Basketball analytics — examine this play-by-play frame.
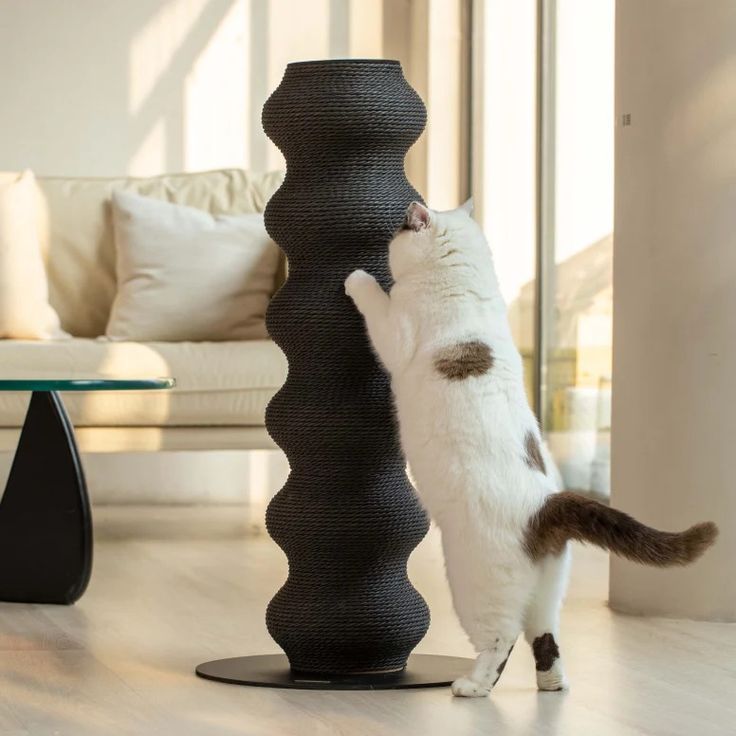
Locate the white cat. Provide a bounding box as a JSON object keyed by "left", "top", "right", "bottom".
{"left": 345, "top": 201, "right": 718, "bottom": 697}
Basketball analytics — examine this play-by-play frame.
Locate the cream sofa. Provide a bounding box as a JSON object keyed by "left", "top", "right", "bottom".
{"left": 0, "top": 169, "right": 288, "bottom": 455}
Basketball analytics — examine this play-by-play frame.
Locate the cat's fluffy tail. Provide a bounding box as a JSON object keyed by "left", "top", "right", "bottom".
{"left": 525, "top": 491, "right": 718, "bottom": 566}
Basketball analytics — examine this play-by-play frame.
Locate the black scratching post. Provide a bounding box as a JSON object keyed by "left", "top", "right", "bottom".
{"left": 196, "top": 59, "right": 472, "bottom": 690}
{"left": 263, "top": 58, "right": 430, "bottom": 675}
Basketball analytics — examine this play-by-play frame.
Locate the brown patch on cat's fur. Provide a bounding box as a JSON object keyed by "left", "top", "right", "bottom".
{"left": 524, "top": 431, "right": 546, "bottom": 474}
{"left": 532, "top": 633, "right": 559, "bottom": 672}
{"left": 524, "top": 491, "right": 719, "bottom": 565}
{"left": 434, "top": 340, "right": 493, "bottom": 381}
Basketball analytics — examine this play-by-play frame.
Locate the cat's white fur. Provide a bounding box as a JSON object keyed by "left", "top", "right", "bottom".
{"left": 345, "top": 202, "right": 571, "bottom": 696}
{"left": 346, "top": 201, "right": 717, "bottom": 696}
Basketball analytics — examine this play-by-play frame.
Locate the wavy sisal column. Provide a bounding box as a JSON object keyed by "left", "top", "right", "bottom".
{"left": 261, "top": 60, "right": 430, "bottom": 675}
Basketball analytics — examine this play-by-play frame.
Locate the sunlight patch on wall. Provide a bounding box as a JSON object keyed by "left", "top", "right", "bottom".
{"left": 426, "top": 0, "right": 463, "bottom": 210}
{"left": 185, "top": 1, "right": 249, "bottom": 171}
{"left": 348, "top": 0, "right": 383, "bottom": 58}
{"left": 129, "top": 0, "right": 207, "bottom": 116}
{"left": 129, "top": 118, "right": 167, "bottom": 176}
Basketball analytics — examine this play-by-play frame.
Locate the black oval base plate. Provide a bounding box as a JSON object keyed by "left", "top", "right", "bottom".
{"left": 195, "top": 654, "right": 474, "bottom": 690}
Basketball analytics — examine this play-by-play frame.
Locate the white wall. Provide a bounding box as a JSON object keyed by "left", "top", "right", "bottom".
{"left": 0, "top": 0, "right": 368, "bottom": 177}
{"left": 0, "top": 0, "right": 468, "bottom": 205}
{"left": 611, "top": 0, "right": 736, "bottom": 620}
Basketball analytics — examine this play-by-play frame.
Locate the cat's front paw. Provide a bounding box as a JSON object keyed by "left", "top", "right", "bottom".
{"left": 451, "top": 676, "right": 490, "bottom": 698}
{"left": 344, "top": 269, "right": 373, "bottom": 298}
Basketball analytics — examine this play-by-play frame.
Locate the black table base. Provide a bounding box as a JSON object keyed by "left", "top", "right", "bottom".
{"left": 195, "top": 654, "right": 473, "bottom": 691}
{"left": 0, "top": 391, "right": 92, "bottom": 604}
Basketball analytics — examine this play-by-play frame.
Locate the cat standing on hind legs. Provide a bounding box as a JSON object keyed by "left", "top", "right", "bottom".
{"left": 345, "top": 200, "right": 718, "bottom": 697}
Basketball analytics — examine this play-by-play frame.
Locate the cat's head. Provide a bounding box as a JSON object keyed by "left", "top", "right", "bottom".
{"left": 389, "top": 200, "right": 499, "bottom": 294}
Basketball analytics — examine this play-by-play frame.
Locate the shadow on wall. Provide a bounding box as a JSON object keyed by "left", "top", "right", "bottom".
{"left": 0, "top": 1, "right": 261, "bottom": 175}
{"left": 0, "top": 0, "right": 414, "bottom": 178}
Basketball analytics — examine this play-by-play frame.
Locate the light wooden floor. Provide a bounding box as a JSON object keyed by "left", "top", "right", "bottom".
{"left": 0, "top": 508, "right": 734, "bottom": 736}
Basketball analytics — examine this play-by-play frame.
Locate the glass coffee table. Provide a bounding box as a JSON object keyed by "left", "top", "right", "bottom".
{"left": 0, "top": 377, "right": 175, "bottom": 605}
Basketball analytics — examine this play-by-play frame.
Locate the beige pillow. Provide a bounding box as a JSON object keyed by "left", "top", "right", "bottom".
{"left": 36, "top": 169, "right": 284, "bottom": 338}
{"left": 106, "top": 190, "right": 278, "bottom": 342}
{"left": 0, "top": 170, "right": 66, "bottom": 339}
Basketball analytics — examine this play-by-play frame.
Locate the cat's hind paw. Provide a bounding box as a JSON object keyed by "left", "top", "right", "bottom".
{"left": 451, "top": 676, "right": 490, "bottom": 698}
{"left": 536, "top": 668, "right": 569, "bottom": 692}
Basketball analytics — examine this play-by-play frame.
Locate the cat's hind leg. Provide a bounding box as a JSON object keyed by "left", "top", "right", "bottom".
{"left": 523, "top": 545, "right": 571, "bottom": 691}
{"left": 451, "top": 633, "right": 519, "bottom": 697}
{"left": 449, "top": 547, "right": 537, "bottom": 697}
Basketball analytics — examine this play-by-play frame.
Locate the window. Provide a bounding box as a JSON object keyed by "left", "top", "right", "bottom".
{"left": 474, "top": 0, "right": 614, "bottom": 495}
{"left": 541, "top": 0, "right": 614, "bottom": 496}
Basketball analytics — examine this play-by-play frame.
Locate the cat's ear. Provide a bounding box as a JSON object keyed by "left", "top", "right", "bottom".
{"left": 459, "top": 197, "right": 474, "bottom": 216}
{"left": 405, "top": 201, "right": 431, "bottom": 231}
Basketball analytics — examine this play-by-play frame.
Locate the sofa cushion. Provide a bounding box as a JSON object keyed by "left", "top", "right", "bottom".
{"left": 107, "top": 191, "right": 278, "bottom": 342}
{"left": 35, "top": 169, "right": 284, "bottom": 337}
{"left": 0, "top": 338, "right": 286, "bottom": 427}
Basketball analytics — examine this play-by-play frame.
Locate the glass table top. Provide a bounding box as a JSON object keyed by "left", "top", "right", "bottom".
{"left": 0, "top": 378, "right": 175, "bottom": 391}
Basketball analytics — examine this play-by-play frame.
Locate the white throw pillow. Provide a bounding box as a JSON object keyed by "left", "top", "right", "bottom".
{"left": 106, "top": 190, "right": 279, "bottom": 342}
{"left": 0, "top": 170, "right": 66, "bottom": 339}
